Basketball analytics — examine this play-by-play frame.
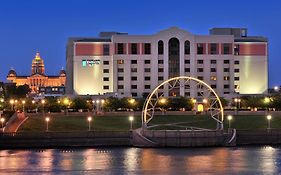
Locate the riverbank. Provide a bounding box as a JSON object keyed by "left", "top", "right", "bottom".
{"left": 1, "top": 129, "right": 281, "bottom": 149}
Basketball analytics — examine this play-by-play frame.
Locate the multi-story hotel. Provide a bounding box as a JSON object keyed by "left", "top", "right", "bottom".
{"left": 7, "top": 52, "right": 66, "bottom": 94}
{"left": 66, "top": 27, "right": 268, "bottom": 98}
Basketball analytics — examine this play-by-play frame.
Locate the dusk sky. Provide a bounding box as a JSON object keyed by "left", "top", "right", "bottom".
{"left": 0, "top": 0, "right": 280, "bottom": 87}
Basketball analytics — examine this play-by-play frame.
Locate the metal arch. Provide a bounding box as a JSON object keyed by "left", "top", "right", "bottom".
{"left": 142, "top": 76, "right": 224, "bottom": 130}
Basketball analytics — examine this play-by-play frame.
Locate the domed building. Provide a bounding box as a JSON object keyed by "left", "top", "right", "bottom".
{"left": 7, "top": 52, "right": 66, "bottom": 94}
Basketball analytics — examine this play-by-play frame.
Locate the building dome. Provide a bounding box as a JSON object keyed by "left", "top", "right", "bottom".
{"left": 8, "top": 69, "right": 17, "bottom": 77}
{"left": 59, "top": 69, "right": 66, "bottom": 76}
{"left": 32, "top": 52, "right": 45, "bottom": 75}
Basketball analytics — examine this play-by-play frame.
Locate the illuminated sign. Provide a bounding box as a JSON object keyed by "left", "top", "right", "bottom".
{"left": 82, "top": 59, "right": 100, "bottom": 67}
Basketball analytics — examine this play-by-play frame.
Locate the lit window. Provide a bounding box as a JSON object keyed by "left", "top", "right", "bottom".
{"left": 210, "top": 76, "right": 217, "bottom": 81}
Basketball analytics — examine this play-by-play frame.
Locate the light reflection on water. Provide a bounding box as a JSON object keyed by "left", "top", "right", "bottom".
{"left": 0, "top": 146, "right": 280, "bottom": 174}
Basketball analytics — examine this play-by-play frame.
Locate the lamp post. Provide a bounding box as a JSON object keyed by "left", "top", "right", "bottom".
{"left": 63, "top": 98, "right": 70, "bottom": 116}
{"left": 9, "top": 99, "right": 14, "bottom": 111}
{"left": 21, "top": 100, "right": 26, "bottom": 112}
{"left": 129, "top": 116, "right": 134, "bottom": 130}
{"left": 87, "top": 116, "right": 92, "bottom": 131}
{"left": 267, "top": 115, "right": 272, "bottom": 129}
{"left": 203, "top": 98, "right": 208, "bottom": 114}
{"left": 129, "top": 98, "right": 136, "bottom": 112}
{"left": 41, "top": 99, "right": 45, "bottom": 116}
{"left": 45, "top": 117, "right": 50, "bottom": 131}
{"left": 1, "top": 118, "right": 5, "bottom": 132}
{"left": 96, "top": 100, "right": 100, "bottom": 114}
{"left": 234, "top": 98, "right": 241, "bottom": 115}
{"left": 101, "top": 99, "right": 105, "bottom": 113}
{"left": 264, "top": 97, "right": 271, "bottom": 115}
{"left": 159, "top": 98, "right": 167, "bottom": 115}
{"left": 227, "top": 115, "right": 233, "bottom": 129}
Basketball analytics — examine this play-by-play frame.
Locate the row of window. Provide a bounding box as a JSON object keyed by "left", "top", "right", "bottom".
{"left": 117, "top": 43, "right": 151, "bottom": 55}
{"left": 116, "top": 75, "right": 239, "bottom": 82}
{"left": 195, "top": 68, "right": 239, "bottom": 73}
{"left": 116, "top": 59, "right": 240, "bottom": 65}
{"left": 117, "top": 84, "right": 232, "bottom": 90}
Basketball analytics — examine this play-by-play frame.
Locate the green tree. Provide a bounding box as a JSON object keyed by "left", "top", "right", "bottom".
{"left": 71, "top": 97, "right": 88, "bottom": 110}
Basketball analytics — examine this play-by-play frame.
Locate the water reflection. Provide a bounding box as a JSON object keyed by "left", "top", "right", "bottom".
{"left": 0, "top": 147, "right": 280, "bottom": 174}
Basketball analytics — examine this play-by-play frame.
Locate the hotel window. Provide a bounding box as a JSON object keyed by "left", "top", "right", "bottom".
{"left": 185, "top": 92, "right": 190, "bottom": 96}
{"left": 132, "top": 93, "right": 138, "bottom": 97}
{"left": 144, "top": 60, "right": 150, "bottom": 64}
{"left": 234, "top": 60, "right": 240, "bottom": 65}
{"left": 210, "top": 60, "right": 216, "bottom": 64}
{"left": 224, "top": 85, "right": 230, "bottom": 88}
{"left": 144, "top": 85, "right": 150, "bottom": 89}
{"left": 197, "top": 68, "right": 204, "bottom": 72}
{"left": 103, "top": 61, "right": 109, "bottom": 65}
{"left": 118, "top": 85, "right": 124, "bottom": 89}
{"left": 131, "top": 85, "right": 137, "bottom": 89}
{"left": 118, "top": 76, "right": 124, "bottom": 81}
{"left": 197, "top": 43, "right": 204, "bottom": 54}
{"left": 144, "top": 43, "right": 151, "bottom": 54}
{"left": 103, "top": 77, "right": 109, "bottom": 81}
{"left": 224, "top": 76, "right": 230, "bottom": 80}
{"left": 211, "top": 84, "right": 216, "bottom": 89}
{"left": 158, "top": 68, "right": 164, "bottom": 72}
{"left": 131, "top": 60, "right": 137, "bottom": 64}
{"left": 131, "top": 68, "right": 137, "bottom": 72}
{"left": 224, "top": 68, "right": 229, "bottom": 72}
{"left": 103, "top": 44, "right": 110, "bottom": 55}
{"left": 158, "top": 60, "right": 164, "bottom": 64}
{"left": 117, "top": 59, "right": 124, "bottom": 64}
{"left": 235, "top": 85, "right": 240, "bottom": 89}
{"left": 158, "top": 40, "right": 164, "bottom": 55}
{"left": 224, "top": 92, "right": 230, "bottom": 94}
{"left": 234, "top": 69, "right": 240, "bottom": 73}
{"left": 185, "top": 60, "right": 190, "bottom": 64}
{"left": 145, "top": 76, "right": 150, "bottom": 81}
{"left": 234, "top": 77, "right": 240, "bottom": 81}
{"left": 117, "top": 43, "right": 124, "bottom": 54}
{"left": 117, "top": 68, "right": 124, "bottom": 73}
{"left": 234, "top": 44, "right": 239, "bottom": 55}
{"left": 131, "top": 43, "right": 138, "bottom": 54}
{"left": 210, "top": 68, "right": 216, "bottom": 72}
{"left": 223, "top": 43, "right": 230, "bottom": 55}
{"left": 184, "top": 40, "right": 190, "bottom": 54}
{"left": 103, "top": 86, "right": 109, "bottom": 90}
{"left": 198, "top": 76, "right": 203, "bottom": 80}
{"left": 144, "top": 68, "right": 151, "bottom": 72}
{"left": 210, "top": 43, "right": 217, "bottom": 54}
{"left": 210, "top": 76, "right": 217, "bottom": 81}
{"left": 131, "top": 76, "right": 137, "bottom": 81}
{"left": 103, "top": 69, "right": 109, "bottom": 73}
{"left": 158, "top": 76, "right": 164, "bottom": 81}
{"left": 224, "top": 60, "right": 230, "bottom": 64}
{"left": 197, "top": 60, "right": 204, "bottom": 64}
{"left": 185, "top": 68, "right": 190, "bottom": 72}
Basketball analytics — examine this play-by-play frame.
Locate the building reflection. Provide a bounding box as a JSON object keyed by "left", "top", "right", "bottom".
{"left": 259, "top": 146, "right": 276, "bottom": 174}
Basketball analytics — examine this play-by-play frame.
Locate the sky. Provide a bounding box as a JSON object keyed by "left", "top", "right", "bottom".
{"left": 0, "top": 0, "right": 280, "bottom": 87}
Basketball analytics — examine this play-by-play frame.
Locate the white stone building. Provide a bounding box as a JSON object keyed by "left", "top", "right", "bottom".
{"left": 66, "top": 27, "right": 268, "bottom": 99}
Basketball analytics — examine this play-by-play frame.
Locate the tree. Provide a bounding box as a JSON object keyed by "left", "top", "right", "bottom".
{"left": 71, "top": 97, "right": 88, "bottom": 110}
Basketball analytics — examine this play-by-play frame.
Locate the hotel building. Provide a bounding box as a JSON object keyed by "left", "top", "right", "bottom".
{"left": 66, "top": 27, "right": 268, "bottom": 98}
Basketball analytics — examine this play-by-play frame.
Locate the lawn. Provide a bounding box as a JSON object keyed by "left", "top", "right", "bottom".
{"left": 18, "top": 113, "right": 281, "bottom": 132}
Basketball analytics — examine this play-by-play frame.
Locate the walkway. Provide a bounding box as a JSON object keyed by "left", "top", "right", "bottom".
{"left": 4, "top": 112, "right": 28, "bottom": 132}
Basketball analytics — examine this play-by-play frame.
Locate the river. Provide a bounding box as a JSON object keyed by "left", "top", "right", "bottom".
{"left": 0, "top": 146, "right": 280, "bottom": 174}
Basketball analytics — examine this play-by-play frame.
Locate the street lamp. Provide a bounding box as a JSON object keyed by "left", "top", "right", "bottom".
{"left": 9, "top": 99, "right": 14, "bottom": 111}
{"left": 0, "top": 118, "right": 5, "bottom": 132}
{"left": 101, "top": 99, "right": 105, "bottom": 113}
{"left": 87, "top": 116, "right": 92, "bottom": 131}
{"left": 264, "top": 97, "right": 271, "bottom": 114}
{"left": 41, "top": 99, "right": 46, "bottom": 116}
{"left": 129, "top": 116, "right": 134, "bottom": 130}
{"left": 21, "top": 100, "right": 26, "bottom": 112}
{"left": 274, "top": 86, "right": 279, "bottom": 91}
{"left": 267, "top": 115, "right": 272, "bottom": 129}
{"left": 45, "top": 117, "right": 50, "bottom": 131}
{"left": 227, "top": 115, "right": 233, "bottom": 129}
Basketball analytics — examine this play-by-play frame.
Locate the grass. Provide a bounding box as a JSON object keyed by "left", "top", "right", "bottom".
{"left": 18, "top": 113, "right": 281, "bottom": 132}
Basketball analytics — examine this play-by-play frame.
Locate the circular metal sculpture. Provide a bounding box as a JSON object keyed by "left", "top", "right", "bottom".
{"left": 142, "top": 76, "right": 224, "bottom": 130}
